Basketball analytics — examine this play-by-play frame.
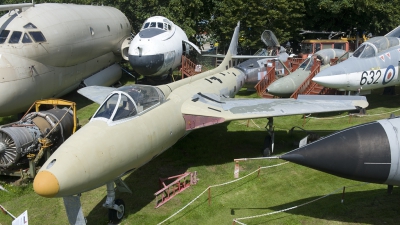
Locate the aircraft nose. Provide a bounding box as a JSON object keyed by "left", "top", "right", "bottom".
{"left": 129, "top": 53, "right": 164, "bottom": 76}
{"left": 312, "top": 65, "right": 347, "bottom": 88}
{"left": 280, "top": 121, "right": 391, "bottom": 183}
{"left": 33, "top": 171, "right": 60, "bottom": 197}
{"left": 267, "top": 77, "right": 296, "bottom": 97}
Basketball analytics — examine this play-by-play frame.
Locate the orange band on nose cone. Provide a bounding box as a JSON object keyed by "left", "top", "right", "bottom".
{"left": 33, "top": 171, "right": 60, "bottom": 198}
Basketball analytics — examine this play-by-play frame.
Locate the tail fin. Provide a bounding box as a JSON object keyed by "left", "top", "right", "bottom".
{"left": 218, "top": 21, "right": 240, "bottom": 69}
{"left": 157, "top": 22, "right": 241, "bottom": 96}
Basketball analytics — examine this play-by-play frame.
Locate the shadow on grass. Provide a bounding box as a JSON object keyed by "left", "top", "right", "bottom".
{"left": 242, "top": 187, "right": 400, "bottom": 224}
{"left": 83, "top": 124, "right": 314, "bottom": 224}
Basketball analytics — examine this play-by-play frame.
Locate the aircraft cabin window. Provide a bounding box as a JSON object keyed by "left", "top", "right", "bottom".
{"left": 107, "top": 25, "right": 110, "bottom": 32}
{"left": 119, "top": 85, "right": 164, "bottom": 113}
{"left": 94, "top": 94, "right": 119, "bottom": 119}
{"left": 9, "top": 31, "right": 22, "bottom": 44}
{"left": 23, "top": 23, "right": 37, "bottom": 29}
{"left": 352, "top": 44, "right": 365, "bottom": 58}
{"left": 29, "top": 31, "right": 46, "bottom": 42}
{"left": 89, "top": 27, "right": 94, "bottom": 36}
{"left": 0, "top": 30, "right": 10, "bottom": 44}
{"left": 360, "top": 45, "right": 375, "bottom": 58}
{"left": 113, "top": 94, "right": 137, "bottom": 121}
{"left": 22, "top": 33, "right": 32, "bottom": 43}
{"left": 120, "top": 23, "right": 123, "bottom": 29}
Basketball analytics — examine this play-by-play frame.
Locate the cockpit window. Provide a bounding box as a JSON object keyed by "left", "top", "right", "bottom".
{"left": 360, "top": 44, "right": 375, "bottom": 58}
{"left": 94, "top": 94, "right": 119, "bottom": 119}
{"left": 9, "top": 31, "right": 22, "bottom": 44}
{"left": 120, "top": 85, "right": 164, "bottom": 112}
{"left": 150, "top": 22, "right": 156, "bottom": 28}
{"left": 157, "top": 22, "right": 163, "bottom": 29}
{"left": 143, "top": 22, "right": 150, "bottom": 29}
{"left": 0, "top": 30, "right": 10, "bottom": 44}
{"left": 23, "top": 23, "right": 37, "bottom": 29}
{"left": 299, "top": 57, "right": 312, "bottom": 70}
{"left": 22, "top": 33, "right": 32, "bottom": 43}
{"left": 352, "top": 44, "right": 365, "bottom": 58}
{"left": 29, "top": 31, "right": 46, "bottom": 42}
{"left": 93, "top": 85, "right": 165, "bottom": 122}
{"left": 113, "top": 94, "right": 136, "bottom": 121}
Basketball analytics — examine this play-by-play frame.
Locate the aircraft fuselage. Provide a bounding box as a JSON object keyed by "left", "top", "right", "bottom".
{"left": 0, "top": 3, "right": 131, "bottom": 115}
{"left": 313, "top": 37, "right": 400, "bottom": 92}
{"left": 128, "top": 16, "right": 193, "bottom": 79}
{"left": 34, "top": 51, "right": 246, "bottom": 197}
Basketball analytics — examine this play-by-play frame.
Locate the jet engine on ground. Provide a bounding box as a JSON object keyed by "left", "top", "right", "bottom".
{"left": 0, "top": 108, "right": 74, "bottom": 169}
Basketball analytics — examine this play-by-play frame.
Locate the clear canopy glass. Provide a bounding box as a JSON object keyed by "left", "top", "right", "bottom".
{"left": 93, "top": 85, "right": 165, "bottom": 121}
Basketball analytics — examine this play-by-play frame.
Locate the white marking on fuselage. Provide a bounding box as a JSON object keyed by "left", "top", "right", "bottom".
{"left": 379, "top": 119, "right": 400, "bottom": 185}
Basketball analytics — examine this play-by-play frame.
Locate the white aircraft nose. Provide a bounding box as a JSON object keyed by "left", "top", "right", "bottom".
{"left": 312, "top": 74, "right": 347, "bottom": 88}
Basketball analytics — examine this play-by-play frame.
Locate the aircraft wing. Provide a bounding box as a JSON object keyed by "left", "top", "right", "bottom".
{"left": 77, "top": 86, "right": 116, "bottom": 104}
{"left": 202, "top": 54, "right": 280, "bottom": 59}
{"left": 183, "top": 40, "right": 201, "bottom": 54}
{"left": 181, "top": 93, "right": 368, "bottom": 130}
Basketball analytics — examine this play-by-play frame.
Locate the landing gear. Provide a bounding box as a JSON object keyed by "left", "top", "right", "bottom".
{"left": 102, "top": 178, "right": 132, "bottom": 224}
{"left": 388, "top": 185, "right": 393, "bottom": 194}
{"left": 167, "top": 68, "right": 173, "bottom": 82}
{"left": 263, "top": 135, "right": 272, "bottom": 157}
{"left": 262, "top": 117, "right": 274, "bottom": 157}
{"left": 108, "top": 199, "right": 125, "bottom": 224}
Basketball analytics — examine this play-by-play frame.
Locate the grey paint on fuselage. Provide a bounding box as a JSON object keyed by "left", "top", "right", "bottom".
{"left": 313, "top": 26, "right": 400, "bottom": 92}
{"left": 0, "top": 3, "right": 131, "bottom": 116}
{"left": 267, "top": 49, "right": 347, "bottom": 97}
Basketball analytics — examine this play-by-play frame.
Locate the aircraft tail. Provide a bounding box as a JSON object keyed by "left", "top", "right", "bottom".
{"left": 218, "top": 22, "right": 240, "bottom": 68}
{"left": 158, "top": 22, "right": 241, "bottom": 96}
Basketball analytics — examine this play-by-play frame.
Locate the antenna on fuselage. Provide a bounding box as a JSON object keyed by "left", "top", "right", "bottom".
{"left": 0, "top": 0, "right": 34, "bottom": 12}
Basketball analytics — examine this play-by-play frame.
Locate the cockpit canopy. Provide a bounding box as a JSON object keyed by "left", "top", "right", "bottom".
{"left": 0, "top": 22, "right": 46, "bottom": 44}
{"left": 141, "top": 17, "right": 172, "bottom": 31}
{"left": 352, "top": 36, "right": 400, "bottom": 58}
{"left": 93, "top": 85, "right": 165, "bottom": 122}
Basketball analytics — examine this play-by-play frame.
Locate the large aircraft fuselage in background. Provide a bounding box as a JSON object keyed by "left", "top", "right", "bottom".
{"left": 128, "top": 16, "right": 200, "bottom": 79}
{"left": 0, "top": 3, "right": 131, "bottom": 116}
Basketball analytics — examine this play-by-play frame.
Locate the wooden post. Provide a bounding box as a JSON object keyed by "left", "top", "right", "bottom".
{"left": 341, "top": 186, "right": 346, "bottom": 203}
{"left": 234, "top": 161, "right": 240, "bottom": 178}
{"left": 208, "top": 187, "right": 211, "bottom": 206}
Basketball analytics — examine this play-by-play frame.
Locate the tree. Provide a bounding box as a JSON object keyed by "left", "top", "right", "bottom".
{"left": 209, "top": 0, "right": 305, "bottom": 52}
{"left": 303, "top": 0, "right": 400, "bottom": 37}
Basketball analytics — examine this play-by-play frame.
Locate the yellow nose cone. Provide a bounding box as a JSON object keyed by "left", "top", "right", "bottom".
{"left": 33, "top": 171, "right": 60, "bottom": 197}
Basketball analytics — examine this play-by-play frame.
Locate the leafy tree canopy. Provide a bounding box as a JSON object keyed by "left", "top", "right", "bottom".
{"left": 2, "top": 0, "right": 400, "bottom": 50}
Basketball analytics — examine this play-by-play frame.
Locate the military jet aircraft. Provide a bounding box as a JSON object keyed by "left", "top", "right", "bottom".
{"left": 0, "top": 2, "right": 131, "bottom": 116}
{"left": 33, "top": 22, "right": 368, "bottom": 224}
{"left": 267, "top": 49, "right": 347, "bottom": 97}
{"left": 128, "top": 16, "right": 201, "bottom": 80}
{"left": 280, "top": 115, "right": 400, "bottom": 193}
{"left": 312, "top": 25, "right": 400, "bottom": 94}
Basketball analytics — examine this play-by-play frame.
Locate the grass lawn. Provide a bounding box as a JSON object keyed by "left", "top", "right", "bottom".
{"left": 1, "top": 76, "right": 400, "bottom": 225}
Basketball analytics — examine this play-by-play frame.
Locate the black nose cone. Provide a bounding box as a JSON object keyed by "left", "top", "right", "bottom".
{"left": 281, "top": 121, "right": 391, "bottom": 184}
{"left": 129, "top": 54, "right": 164, "bottom": 76}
